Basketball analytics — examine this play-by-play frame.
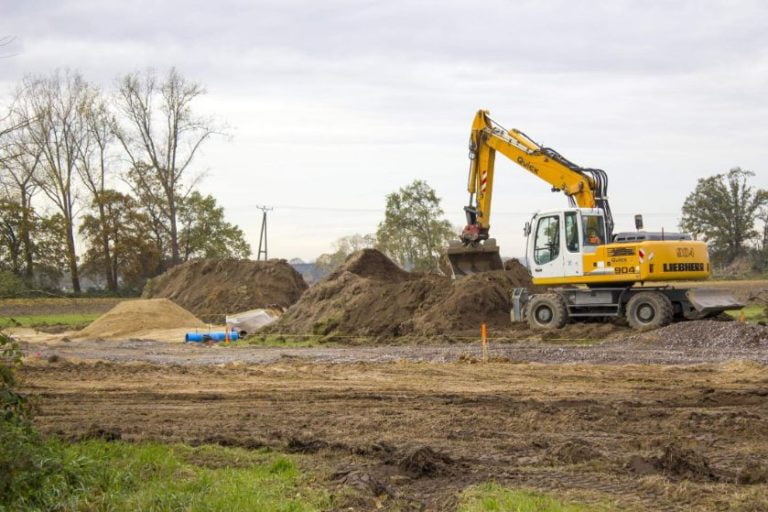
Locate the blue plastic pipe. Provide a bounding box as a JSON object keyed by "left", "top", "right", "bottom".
{"left": 185, "top": 331, "right": 239, "bottom": 343}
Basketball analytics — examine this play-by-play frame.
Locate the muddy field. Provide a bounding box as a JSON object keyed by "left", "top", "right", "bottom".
{"left": 20, "top": 343, "right": 768, "bottom": 511}
{"left": 10, "top": 277, "right": 768, "bottom": 510}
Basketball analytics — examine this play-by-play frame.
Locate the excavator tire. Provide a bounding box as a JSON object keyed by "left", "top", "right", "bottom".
{"left": 626, "top": 291, "right": 673, "bottom": 331}
{"left": 527, "top": 293, "right": 568, "bottom": 330}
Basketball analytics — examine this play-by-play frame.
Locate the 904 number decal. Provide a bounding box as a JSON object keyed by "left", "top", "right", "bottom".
{"left": 615, "top": 266, "right": 636, "bottom": 274}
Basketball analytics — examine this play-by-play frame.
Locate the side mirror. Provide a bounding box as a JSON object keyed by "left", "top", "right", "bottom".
{"left": 523, "top": 221, "right": 531, "bottom": 236}
{"left": 634, "top": 214, "right": 644, "bottom": 231}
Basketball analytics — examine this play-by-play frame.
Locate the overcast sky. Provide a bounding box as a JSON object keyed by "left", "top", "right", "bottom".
{"left": 1, "top": 0, "right": 767, "bottom": 260}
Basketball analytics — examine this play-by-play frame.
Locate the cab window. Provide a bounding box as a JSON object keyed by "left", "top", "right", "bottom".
{"left": 582, "top": 215, "right": 606, "bottom": 246}
{"left": 565, "top": 212, "right": 579, "bottom": 252}
{"left": 534, "top": 215, "right": 560, "bottom": 265}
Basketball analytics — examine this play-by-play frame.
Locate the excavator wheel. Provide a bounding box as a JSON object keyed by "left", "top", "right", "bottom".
{"left": 527, "top": 293, "right": 568, "bottom": 330}
{"left": 626, "top": 291, "right": 673, "bottom": 331}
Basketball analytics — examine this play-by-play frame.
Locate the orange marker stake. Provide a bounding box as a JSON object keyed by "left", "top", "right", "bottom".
{"left": 481, "top": 322, "right": 488, "bottom": 362}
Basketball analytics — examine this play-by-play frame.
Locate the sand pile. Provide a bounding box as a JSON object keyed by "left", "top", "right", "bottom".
{"left": 264, "top": 249, "right": 534, "bottom": 339}
{"left": 143, "top": 259, "right": 308, "bottom": 322}
{"left": 75, "top": 298, "right": 205, "bottom": 340}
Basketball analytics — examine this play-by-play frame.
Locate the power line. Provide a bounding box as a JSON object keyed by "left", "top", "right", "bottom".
{"left": 245, "top": 204, "right": 681, "bottom": 216}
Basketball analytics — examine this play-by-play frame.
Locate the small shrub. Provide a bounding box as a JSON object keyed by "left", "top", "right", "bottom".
{"left": 0, "top": 271, "right": 28, "bottom": 298}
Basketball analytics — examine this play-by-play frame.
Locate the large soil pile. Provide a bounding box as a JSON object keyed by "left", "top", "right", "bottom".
{"left": 264, "top": 249, "right": 534, "bottom": 339}
{"left": 75, "top": 299, "right": 205, "bottom": 340}
{"left": 143, "top": 259, "right": 308, "bottom": 322}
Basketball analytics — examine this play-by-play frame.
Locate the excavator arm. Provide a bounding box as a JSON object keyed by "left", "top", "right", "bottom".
{"left": 448, "top": 110, "right": 614, "bottom": 276}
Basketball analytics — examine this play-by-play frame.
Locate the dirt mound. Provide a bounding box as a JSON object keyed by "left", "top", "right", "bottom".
{"left": 738, "top": 461, "right": 768, "bottom": 485}
{"left": 143, "top": 259, "right": 307, "bottom": 322}
{"left": 75, "top": 299, "right": 205, "bottom": 340}
{"left": 546, "top": 439, "right": 603, "bottom": 465}
{"left": 627, "top": 442, "right": 718, "bottom": 482}
{"left": 264, "top": 249, "right": 534, "bottom": 339}
{"left": 398, "top": 446, "right": 453, "bottom": 477}
{"left": 332, "top": 466, "right": 391, "bottom": 496}
{"left": 334, "top": 249, "right": 410, "bottom": 282}
{"left": 656, "top": 443, "right": 718, "bottom": 481}
{"left": 627, "top": 320, "right": 768, "bottom": 349}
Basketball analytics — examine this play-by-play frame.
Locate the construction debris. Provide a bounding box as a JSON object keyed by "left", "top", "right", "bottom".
{"left": 142, "top": 259, "right": 307, "bottom": 322}
{"left": 226, "top": 308, "right": 282, "bottom": 334}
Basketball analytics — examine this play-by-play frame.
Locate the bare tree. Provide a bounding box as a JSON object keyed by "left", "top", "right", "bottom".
{"left": 76, "top": 90, "right": 119, "bottom": 290}
{"left": 113, "top": 68, "right": 217, "bottom": 266}
{"left": 16, "top": 70, "right": 94, "bottom": 293}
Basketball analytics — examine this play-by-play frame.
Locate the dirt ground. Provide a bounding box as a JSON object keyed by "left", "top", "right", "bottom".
{"left": 20, "top": 342, "right": 768, "bottom": 511}
{"left": 10, "top": 282, "right": 768, "bottom": 510}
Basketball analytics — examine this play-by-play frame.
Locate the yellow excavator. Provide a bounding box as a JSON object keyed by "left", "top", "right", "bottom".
{"left": 447, "top": 110, "right": 742, "bottom": 330}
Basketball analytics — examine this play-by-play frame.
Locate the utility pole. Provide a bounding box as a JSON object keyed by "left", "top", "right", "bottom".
{"left": 256, "top": 205, "right": 273, "bottom": 261}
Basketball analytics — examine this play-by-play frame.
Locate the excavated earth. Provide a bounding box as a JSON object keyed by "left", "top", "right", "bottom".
{"left": 142, "top": 258, "right": 308, "bottom": 322}
{"left": 264, "top": 249, "right": 538, "bottom": 340}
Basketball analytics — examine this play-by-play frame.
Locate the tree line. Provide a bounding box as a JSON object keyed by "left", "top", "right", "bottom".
{"left": 315, "top": 179, "right": 456, "bottom": 274}
{"left": 681, "top": 167, "right": 768, "bottom": 273}
{"left": 319, "top": 171, "right": 768, "bottom": 278}
{"left": 0, "top": 68, "right": 250, "bottom": 294}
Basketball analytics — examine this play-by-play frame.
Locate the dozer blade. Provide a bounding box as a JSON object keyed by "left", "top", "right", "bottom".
{"left": 686, "top": 288, "right": 744, "bottom": 316}
{"left": 446, "top": 238, "right": 504, "bottom": 278}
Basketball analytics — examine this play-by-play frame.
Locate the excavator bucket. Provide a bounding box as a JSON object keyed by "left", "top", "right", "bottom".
{"left": 446, "top": 238, "right": 504, "bottom": 278}
{"left": 686, "top": 288, "right": 744, "bottom": 316}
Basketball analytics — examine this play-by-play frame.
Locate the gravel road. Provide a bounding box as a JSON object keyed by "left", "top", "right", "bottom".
{"left": 21, "top": 335, "right": 768, "bottom": 366}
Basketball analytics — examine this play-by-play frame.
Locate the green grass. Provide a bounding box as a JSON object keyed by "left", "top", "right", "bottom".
{"left": 725, "top": 304, "right": 767, "bottom": 323}
{"left": 7, "top": 440, "right": 329, "bottom": 512}
{"left": 459, "top": 483, "right": 616, "bottom": 512}
{"left": 0, "top": 313, "right": 100, "bottom": 328}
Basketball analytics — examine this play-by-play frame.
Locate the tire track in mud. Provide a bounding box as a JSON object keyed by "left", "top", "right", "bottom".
{"left": 21, "top": 361, "right": 768, "bottom": 511}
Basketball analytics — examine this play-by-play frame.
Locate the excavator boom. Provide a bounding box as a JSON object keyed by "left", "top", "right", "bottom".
{"left": 448, "top": 110, "right": 612, "bottom": 277}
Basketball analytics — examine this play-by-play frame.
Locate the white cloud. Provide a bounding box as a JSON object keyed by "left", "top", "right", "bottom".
{"left": 1, "top": 0, "right": 767, "bottom": 259}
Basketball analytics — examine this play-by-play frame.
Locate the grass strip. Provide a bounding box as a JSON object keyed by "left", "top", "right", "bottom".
{"left": 0, "top": 313, "right": 101, "bottom": 328}
{"left": 5, "top": 440, "right": 329, "bottom": 512}
{"left": 459, "top": 483, "right": 617, "bottom": 512}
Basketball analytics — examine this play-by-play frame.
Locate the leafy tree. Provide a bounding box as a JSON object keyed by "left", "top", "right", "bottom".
{"left": 80, "top": 190, "right": 162, "bottom": 291}
{"left": 0, "top": 112, "right": 41, "bottom": 281}
{"left": 0, "top": 199, "right": 25, "bottom": 275}
{"left": 376, "top": 180, "right": 455, "bottom": 272}
{"left": 315, "top": 233, "right": 375, "bottom": 274}
{"left": 751, "top": 204, "right": 768, "bottom": 273}
{"left": 681, "top": 168, "right": 767, "bottom": 265}
{"left": 0, "top": 200, "right": 67, "bottom": 290}
{"left": 178, "top": 191, "right": 251, "bottom": 261}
